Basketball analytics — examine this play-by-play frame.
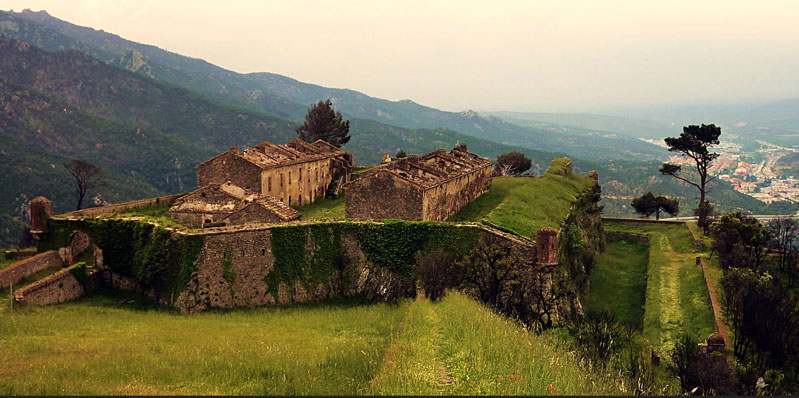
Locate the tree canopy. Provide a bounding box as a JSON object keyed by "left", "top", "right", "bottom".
{"left": 296, "top": 99, "right": 351, "bottom": 147}
{"left": 495, "top": 151, "right": 532, "bottom": 176}
{"left": 659, "top": 124, "right": 721, "bottom": 230}
{"left": 630, "top": 192, "right": 679, "bottom": 220}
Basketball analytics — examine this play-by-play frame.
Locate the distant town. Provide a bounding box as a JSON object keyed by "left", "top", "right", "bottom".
{"left": 644, "top": 138, "right": 799, "bottom": 204}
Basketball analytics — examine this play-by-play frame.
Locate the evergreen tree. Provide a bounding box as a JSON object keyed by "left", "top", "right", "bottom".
{"left": 296, "top": 99, "right": 350, "bottom": 147}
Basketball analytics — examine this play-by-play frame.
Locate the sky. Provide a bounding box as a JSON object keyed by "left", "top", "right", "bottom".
{"left": 5, "top": 0, "right": 799, "bottom": 113}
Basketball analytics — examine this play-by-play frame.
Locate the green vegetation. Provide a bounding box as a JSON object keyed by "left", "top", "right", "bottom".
{"left": 450, "top": 163, "right": 593, "bottom": 238}
{"left": 583, "top": 239, "right": 649, "bottom": 327}
{"left": 295, "top": 195, "right": 346, "bottom": 220}
{"left": 38, "top": 218, "right": 204, "bottom": 300}
{"left": 113, "top": 202, "right": 185, "bottom": 229}
{"left": 266, "top": 221, "right": 481, "bottom": 299}
{"left": 0, "top": 291, "right": 622, "bottom": 395}
{"left": 604, "top": 222, "right": 715, "bottom": 354}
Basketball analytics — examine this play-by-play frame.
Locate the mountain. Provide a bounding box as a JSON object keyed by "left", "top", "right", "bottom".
{"left": 485, "top": 111, "right": 678, "bottom": 140}
{"left": 247, "top": 72, "right": 666, "bottom": 161}
{"left": 0, "top": 9, "right": 665, "bottom": 162}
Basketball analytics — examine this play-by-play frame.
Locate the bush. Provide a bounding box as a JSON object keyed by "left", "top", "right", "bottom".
{"left": 413, "top": 248, "right": 458, "bottom": 301}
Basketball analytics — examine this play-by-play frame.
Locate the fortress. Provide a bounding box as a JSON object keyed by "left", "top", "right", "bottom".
{"left": 7, "top": 137, "right": 602, "bottom": 319}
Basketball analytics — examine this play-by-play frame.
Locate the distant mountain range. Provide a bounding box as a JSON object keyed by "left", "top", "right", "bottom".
{"left": 0, "top": 9, "right": 666, "bottom": 163}
{"left": 0, "top": 8, "right": 795, "bottom": 247}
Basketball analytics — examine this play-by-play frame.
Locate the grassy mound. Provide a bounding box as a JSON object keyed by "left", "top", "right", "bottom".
{"left": 449, "top": 164, "right": 592, "bottom": 238}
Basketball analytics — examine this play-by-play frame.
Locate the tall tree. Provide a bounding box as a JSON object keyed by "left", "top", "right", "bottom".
{"left": 296, "top": 99, "right": 350, "bottom": 147}
{"left": 495, "top": 151, "right": 532, "bottom": 176}
{"left": 64, "top": 159, "right": 105, "bottom": 210}
{"left": 659, "top": 124, "right": 721, "bottom": 230}
{"left": 631, "top": 192, "right": 680, "bottom": 220}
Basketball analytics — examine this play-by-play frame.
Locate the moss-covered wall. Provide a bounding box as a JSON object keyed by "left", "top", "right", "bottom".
{"left": 38, "top": 218, "right": 204, "bottom": 303}
{"left": 39, "top": 217, "right": 533, "bottom": 313}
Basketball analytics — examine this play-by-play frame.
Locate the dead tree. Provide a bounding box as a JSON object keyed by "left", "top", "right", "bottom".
{"left": 64, "top": 159, "right": 106, "bottom": 210}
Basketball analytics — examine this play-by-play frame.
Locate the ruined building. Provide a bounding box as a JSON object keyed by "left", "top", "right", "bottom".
{"left": 170, "top": 138, "right": 352, "bottom": 227}
{"left": 345, "top": 143, "right": 493, "bottom": 221}
{"left": 197, "top": 138, "right": 353, "bottom": 207}
{"left": 168, "top": 182, "right": 300, "bottom": 228}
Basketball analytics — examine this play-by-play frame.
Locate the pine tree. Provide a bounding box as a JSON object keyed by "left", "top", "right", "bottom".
{"left": 296, "top": 99, "right": 351, "bottom": 147}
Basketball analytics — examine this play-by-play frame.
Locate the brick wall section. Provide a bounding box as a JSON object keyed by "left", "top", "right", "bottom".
{"left": 173, "top": 222, "right": 537, "bottom": 313}
{"left": 0, "top": 250, "right": 63, "bottom": 288}
{"left": 14, "top": 267, "right": 84, "bottom": 305}
{"left": 58, "top": 193, "right": 184, "bottom": 218}
{"left": 605, "top": 230, "right": 650, "bottom": 244}
{"left": 422, "top": 165, "right": 493, "bottom": 221}
{"left": 345, "top": 171, "right": 425, "bottom": 220}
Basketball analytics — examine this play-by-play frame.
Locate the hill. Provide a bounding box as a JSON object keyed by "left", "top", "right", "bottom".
{"left": 0, "top": 9, "right": 665, "bottom": 162}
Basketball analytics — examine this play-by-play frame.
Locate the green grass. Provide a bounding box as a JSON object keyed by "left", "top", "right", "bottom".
{"left": 583, "top": 239, "right": 649, "bottom": 328}
{"left": 0, "top": 290, "right": 623, "bottom": 395}
{"left": 0, "top": 293, "right": 407, "bottom": 395}
{"left": 111, "top": 202, "right": 186, "bottom": 229}
{"left": 604, "top": 222, "right": 715, "bottom": 354}
{"left": 449, "top": 172, "right": 592, "bottom": 239}
{"left": 295, "top": 195, "right": 346, "bottom": 220}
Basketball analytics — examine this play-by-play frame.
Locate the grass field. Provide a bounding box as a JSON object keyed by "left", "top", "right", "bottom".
{"left": 449, "top": 171, "right": 592, "bottom": 239}
{"left": 295, "top": 194, "right": 346, "bottom": 220}
{"left": 583, "top": 239, "right": 649, "bottom": 327}
{"left": 604, "top": 222, "right": 715, "bottom": 354}
{"left": 0, "top": 290, "right": 622, "bottom": 395}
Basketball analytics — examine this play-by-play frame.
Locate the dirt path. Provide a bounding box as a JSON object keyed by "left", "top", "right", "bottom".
{"left": 366, "top": 298, "right": 453, "bottom": 394}
{"left": 699, "top": 258, "right": 732, "bottom": 348}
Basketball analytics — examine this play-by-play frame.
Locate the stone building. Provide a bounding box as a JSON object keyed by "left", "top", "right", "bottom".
{"left": 169, "top": 182, "right": 300, "bottom": 228}
{"left": 197, "top": 138, "right": 353, "bottom": 207}
{"left": 345, "top": 143, "right": 493, "bottom": 221}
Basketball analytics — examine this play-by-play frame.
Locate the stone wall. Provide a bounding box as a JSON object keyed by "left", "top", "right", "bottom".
{"left": 14, "top": 266, "right": 85, "bottom": 305}
{"left": 173, "top": 221, "right": 535, "bottom": 313}
{"left": 260, "top": 157, "right": 334, "bottom": 206}
{"left": 422, "top": 164, "right": 493, "bottom": 221}
{"left": 0, "top": 250, "right": 63, "bottom": 288}
{"left": 58, "top": 193, "right": 183, "bottom": 218}
{"left": 345, "top": 172, "right": 425, "bottom": 220}
{"left": 605, "top": 230, "right": 650, "bottom": 244}
{"left": 197, "top": 150, "right": 262, "bottom": 192}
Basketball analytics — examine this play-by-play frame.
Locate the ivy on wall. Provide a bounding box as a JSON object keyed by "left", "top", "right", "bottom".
{"left": 221, "top": 244, "right": 235, "bottom": 297}
{"left": 265, "top": 221, "right": 481, "bottom": 299}
{"left": 39, "top": 218, "right": 204, "bottom": 301}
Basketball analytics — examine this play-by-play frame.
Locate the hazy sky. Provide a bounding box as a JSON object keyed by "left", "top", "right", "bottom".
{"left": 5, "top": 0, "right": 799, "bottom": 112}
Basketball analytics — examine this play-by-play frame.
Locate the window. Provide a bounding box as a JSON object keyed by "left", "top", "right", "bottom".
{"left": 308, "top": 167, "right": 311, "bottom": 182}
{"left": 268, "top": 177, "right": 272, "bottom": 191}
{"left": 288, "top": 171, "right": 291, "bottom": 185}
{"left": 299, "top": 168, "right": 302, "bottom": 182}
{"left": 316, "top": 169, "right": 319, "bottom": 182}
{"left": 280, "top": 173, "right": 284, "bottom": 187}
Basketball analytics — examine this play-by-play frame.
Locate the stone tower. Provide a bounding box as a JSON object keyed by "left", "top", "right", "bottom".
{"left": 30, "top": 196, "right": 52, "bottom": 233}
{"left": 536, "top": 227, "right": 558, "bottom": 265}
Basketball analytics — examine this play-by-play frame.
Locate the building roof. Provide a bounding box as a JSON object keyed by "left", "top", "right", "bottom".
{"left": 201, "top": 138, "right": 350, "bottom": 171}
{"left": 351, "top": 144, "right": 492, "bottom": 189}
{"left": 169, "top": 182, "right": 255, "bottom": 214}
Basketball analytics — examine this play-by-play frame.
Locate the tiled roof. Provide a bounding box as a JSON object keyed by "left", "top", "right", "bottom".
{"left": 356, "top": 144, "right": 492, "bottom": 189}
{"left": 253, "top": 196, "right": 301, "bottom": 221}
{"left": 232, "top": 139, "right": 348, "bottom": 170}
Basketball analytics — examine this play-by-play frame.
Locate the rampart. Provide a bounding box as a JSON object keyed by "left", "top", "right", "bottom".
{"left": 13, "top": 263, "right": 98, "bottom": 305}
{"left": 58, "top": 194, "right": 184, "bottom": 219}
{"left": 0, "top": 250, "right": 63, "bottom": 288}
{"left": 38, "top": 217, "right": 537, "bottom": 313}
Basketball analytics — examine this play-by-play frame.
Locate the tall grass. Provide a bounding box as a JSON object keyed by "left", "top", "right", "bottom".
{"left": 0, "top": 293, "right": 407, "bottom": 395}
{"left": 583, "top": 239, "right": 649, "bottom": 328}
{"left": 604, "top": 222, "right": 715, "bottom": 354}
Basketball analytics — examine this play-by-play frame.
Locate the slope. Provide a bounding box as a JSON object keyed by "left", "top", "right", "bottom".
{"left": 0, "top": 9, "right": 665, "bottom": 162}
